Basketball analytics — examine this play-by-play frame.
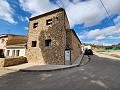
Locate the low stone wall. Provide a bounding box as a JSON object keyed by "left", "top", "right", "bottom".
{"left": 0, "top": 57, "right": 27, "bottom": 67}
{"left": 0, "top": 58, "right": 5, "bottom": 67}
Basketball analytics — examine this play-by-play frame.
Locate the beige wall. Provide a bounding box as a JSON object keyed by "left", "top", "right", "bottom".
{"left": 26, "top": 10, "right": 67, "bottom": 65}
{"left": 0, "top": 37, "right": 8, "bottom": 49}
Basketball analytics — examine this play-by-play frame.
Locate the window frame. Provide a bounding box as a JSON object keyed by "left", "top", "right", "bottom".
{"left": 46, "top": 19, "right": 52, "bottom": 25}
{"left": 33, "top": 22, "right": 38, "bottom": 28}
{"left": 6, "top": 50, "right": 10, "bottom": 56}
{"left": 45, "top": 39, "right": 52, "bottom": 47}
{"left": 12, "top": 50, "right": 15, "bottom": 56}
{"left": 16, "top": 50, "right": 20, "bottom": 56}
{"left": 32, "top": 41, "right": 37, "bottom": 47}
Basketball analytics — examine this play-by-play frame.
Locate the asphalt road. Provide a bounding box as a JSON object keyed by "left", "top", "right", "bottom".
{"left": 0, "top": 54, "right": 120, "bottom": 90}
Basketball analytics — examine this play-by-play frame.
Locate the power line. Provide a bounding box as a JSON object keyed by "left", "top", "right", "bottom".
{"left": 51, "top": 0, "right": 61, "bottom": 8}
{"left": 51, "top": 0, "right": 79, "bottom": 25}
{"left": 99, "top": 0, "right": 119, "bottom": 31}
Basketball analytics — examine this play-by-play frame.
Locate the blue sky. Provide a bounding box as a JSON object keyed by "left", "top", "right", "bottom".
{"left": 0, "top": 0, "right": 120, "bottom": 46}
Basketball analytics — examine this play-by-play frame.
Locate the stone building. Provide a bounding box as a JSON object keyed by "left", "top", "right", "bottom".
{"left": 0, "top": 34, "right": 27, "bottom": 58}
{"left": 26, "top": 8, "right": 82, "bottom": 65}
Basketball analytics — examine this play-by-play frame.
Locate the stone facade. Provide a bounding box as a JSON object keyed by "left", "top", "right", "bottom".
{"left": 26, "top": 8, "right": 82, "bottom": 65}
{"left": 0, "top": 57, "right": 27, "bottom": 67}
{"left": 66, "top": 29, "right": 82, "bottom": 64}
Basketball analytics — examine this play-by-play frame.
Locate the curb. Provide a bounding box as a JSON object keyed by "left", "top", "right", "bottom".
{"left": 5, "top": 54, "right": 84, "bottom": 72}
{"left": 80, "top": 55, "right": 90, "bottom": 66}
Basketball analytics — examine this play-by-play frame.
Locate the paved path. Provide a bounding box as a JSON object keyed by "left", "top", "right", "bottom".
{"left": 5, "top": 54, "right": 84, "bottom": 71}
{"left": 0, "top": 68, "right": 15, "bottom": 76}
{"left": 0, "top": 54, "right": 120, "bottom": 90}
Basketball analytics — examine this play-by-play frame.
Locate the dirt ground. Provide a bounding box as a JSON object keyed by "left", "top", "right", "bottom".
{"left": 104, "top": 50, "right": 120, "bottom": 56}
{"left": 95, "top": 50, "right": 120, "bottom": 59}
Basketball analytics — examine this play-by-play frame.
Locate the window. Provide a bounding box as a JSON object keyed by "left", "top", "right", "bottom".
{"left": 12, "top": 50, "right": 15, "bottom": 56}
{"left": 46, "top": 19, "right": 52, "bottom": 25}
{"left": 45, "top": 39, "right": 52, "bottom": 46}
{"left": 56, "top": 17, "right": 58, "bottom": 20}
{"left": 1, "top": 39, "right": 4, "bottom": 43}
{"left": 16, "top": 50, "right": 20, "bottom": 56}
{"left": 32, "top": 41, "right": 37, "bottom": 47}
{"left": 6, "top": 50, "right": 10, "bottom": 56}
{"left": 33, "top": 22, "right": 38, "bottom": 28}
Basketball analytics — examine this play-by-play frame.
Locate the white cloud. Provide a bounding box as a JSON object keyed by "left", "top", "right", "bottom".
{"left": 19, "top": 0, "right": 120, "bottom": 27}
{"left": 18, "top": 15, "right": 29, "bottom": 22}
{"left": 95, "top": 35, "right": 105, "bottom": 40}
{"left": 0, "top": 0, "right": 17, "bottom": 24}
{"left": 102, "top": 0, "right": 120, "bottom": 15}
{"left": 114, "top": 15, "right": 120, "bottom": 28}
{"left": 66, "top": 0, "right": 106, "bottom": 27}
{"left": 18, "top": 0, "right": 120, "bottom": 45}
{"left": 24, "top": 27, "right": 28, "bottom": 30}
{"left": 82, "top": 25, "right": 120, "bottom": 39}
{"left": 114, "top": 16, "right": 120, "bottom": 24}
{"left": 88, "top": 40, "right": 112, "bottom": 46}
{"left": 78, "top": 22, "right": 120, "bottom": 45}
{"left": 19, "top": 0, "right": 57, "bottom": 17}
{"left": 108, "top": 36, "right": 120, "bottom": 40}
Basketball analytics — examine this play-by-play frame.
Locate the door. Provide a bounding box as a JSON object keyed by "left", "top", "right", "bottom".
{"left": 65, "top": 50, "right": 71, "bottom": 65}
{"left": 0, "top": 49, "right": 4, "bottom": 58}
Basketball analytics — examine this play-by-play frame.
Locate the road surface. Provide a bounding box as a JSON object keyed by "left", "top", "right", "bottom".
{"left": 0, "top": 53, "right": 120, "bottom": 90}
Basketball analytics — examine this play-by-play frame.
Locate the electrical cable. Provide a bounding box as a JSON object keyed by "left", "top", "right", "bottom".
{"left": 99, "top": 0, "right": 119, "bottom": 31}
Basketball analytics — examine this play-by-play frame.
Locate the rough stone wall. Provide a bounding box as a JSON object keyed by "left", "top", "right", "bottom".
{"left": 66, "top": 29, "right": 82, "bottom": 64}
{"left": 26, "top": 10, "right": 67, "bottom": 65}
{"left": 70, "top": 31, "right": 82, "bottom": 64}
{"left": 0, "top": 58, "right": 4, "bottom": 67}
{"left": 64, "top": 13, "right": 70, "bottom": 29}
{"left": 0, "top": 57, "right": 27, "bottom": 67}
{"left": 66, "top": 29, "right": 72, "bottom": 49}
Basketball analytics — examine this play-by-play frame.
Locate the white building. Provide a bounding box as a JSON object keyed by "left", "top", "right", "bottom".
{"left": 0, "top": 34, "right": 27, "bottom": 58}
{"left": 4, "top": 44, "right": 26, "bottom": 57}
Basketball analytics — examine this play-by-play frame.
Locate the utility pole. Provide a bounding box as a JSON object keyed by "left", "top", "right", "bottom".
{"left": 7, "top": 29, "right": 10, "bottom": 34}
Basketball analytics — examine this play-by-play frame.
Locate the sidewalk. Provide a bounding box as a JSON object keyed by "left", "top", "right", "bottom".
{"left": 4, "top": 54, "right": 84, "bottom": 72}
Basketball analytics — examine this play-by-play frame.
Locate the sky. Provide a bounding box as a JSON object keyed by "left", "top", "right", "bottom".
{"left": 0, "top": 0, "right": 120, "bottom": 46}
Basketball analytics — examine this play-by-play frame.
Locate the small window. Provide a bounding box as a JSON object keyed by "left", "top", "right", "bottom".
{"left": 32, "top": 41, "right": 37, "bottom": 47}
{"left": 1, "top": 39, "right": 4, "bottom": 43}
{"left": 16, "top": 50, "right": 20, "bottom": 56}
{"left": 56, "top": 17, "right": 58, "bottom": 20}
{"left": 46, "top": 19, "right": 52, "bottom": 25}
{"left": 33, "top": 22, "right": 38, "bottom": 28}
{"left": 45, "top": 39, "right": 52, "bottom": 46}
{"left": 6, "top": 50, "right": 10, "bottom": 56}
{"left": 12, "top": 50, "right": 15, "bottom": 56}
